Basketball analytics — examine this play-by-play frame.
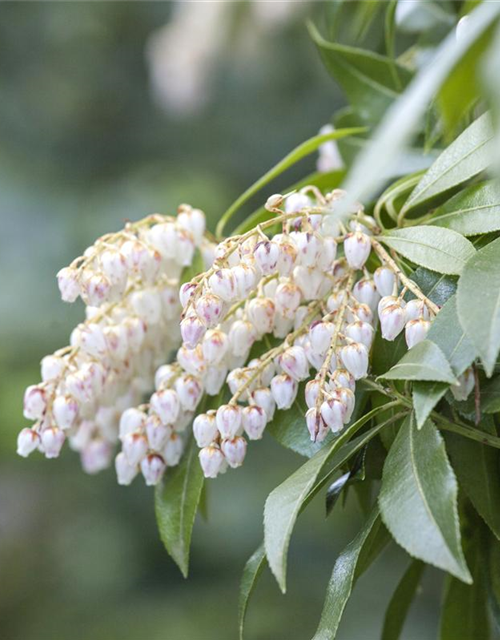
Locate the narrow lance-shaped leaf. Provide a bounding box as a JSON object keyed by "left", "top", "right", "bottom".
{"left": 379, "top": 414, "right": 471, "bottom": 583}
{"left": 457, "top": 236, "right": 500, "bottom": 376}
{"left": 382, "top": 560, "right": 425, "bottom": 640}
{"left": 381, "top": 226, "right": 476, "bottom": 276}
{"left": 411, "top": 267, "right": 457, "bottom": 307}
{"left": 380, "top": 340, "right": 457, "bottom": 384}
{"left": 238, "top": 544, "right": 266, "bottom": 640}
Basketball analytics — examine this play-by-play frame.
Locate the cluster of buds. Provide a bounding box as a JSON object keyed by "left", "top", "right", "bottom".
{"left": 18, "top": 206, "right": 214, "bottom": 486}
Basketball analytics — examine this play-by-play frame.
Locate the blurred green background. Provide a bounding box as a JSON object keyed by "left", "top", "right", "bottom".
{"left": 0, "top": 2, "right": 443, "bottom": 639}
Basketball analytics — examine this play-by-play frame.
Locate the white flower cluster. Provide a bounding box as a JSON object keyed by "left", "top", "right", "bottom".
{"left": 18, "top": 206, "right": 215, "bottom": 486}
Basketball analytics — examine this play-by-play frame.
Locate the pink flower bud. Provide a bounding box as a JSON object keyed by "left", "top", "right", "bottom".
{"left": 208, "top": 269, "right": 237, "bottom": 302}
{"left": 57, "top": 267, "right": 80, "bottom": 302}
{"left": 155, "top": 364, "right": 177, "bottom": 390}
{"left": 332, "top": 387, "right": 355, "bottom": 422}
{"left": 23, "top": 385, "right": 47, "bottom": 420}
{"left": 304, "top": 340, "right": 327, "bottom": 371}
{"left": 202, "top": 329, "right": 229, "bottom": 365}
{"left": 378, "top": 295, "right": 401, "bottom": 315}
{"left": 181, "top": 315, "right": 207, "bottom": 349}
{"left": 327, "top": 290, "right": 347, "bottom": 313}
{"left": 285, "top": 192, "right": 312, "bottom": 213}
{"left": 340, "top": 343, "right": 369, "bottom": 380}
{"left": 405, "top": 299, "right": 430, "bottom": 322}
{"left": 193, "top": 412, "right": 218, "bottom": 448}
{"left": 242, "top": 405, "right": 267, "bottom": 440}
{"left": 343, "top": 231, "right": 371, "bottom": 269}
{"left": 270, "top": 374, "right": 298, "bottom": 409}
{"left": 150, "top": 389, "right": 180, "bottom": 425}
{"left": 79, "top": 323, "right": 108, "bottom": 358}
{"left": 221, "top": 436, "right": 247, "bottom": 468}
{"left": 104, "top": 324, "right": 129, "bottom": 361}
{"left": 124, "top": 317, "right": 146, "bottom": 353}
{"left": 353, "top": 279, "right": 379, "bottom": 312}
{"left": 177, "top": 206, "right": 206, "bottom": 243}
{"left": 82, "top": 273, "right": 112, "bottom": 307}
{"left": 320, "top": 398, "right": 345, "bottom": 433}
{"left": 228, "top": 320, "right": 255, "bottom": 357}
{"left": 374, "top": 267, "right": 396, "bottom": 297}
{"left": 119, "top": 408, "right": 147, "bottom": 440}
{"left": 276, "top": 236, "right": 298, "bottom": 276}
{"left": 253, "top": 241, "right": 280, "bottom": 275}
{"left": 17, "top": 428, "right": 40, "bottom": 457}
{"left": 115, "top": 452, "right": 139, "bottom": 486}
{"left": 309, "top": 321, "right": 335, "bottom": 356}
{"left": 81, "top": 439, "right": 113, "bottom": 474}
{"left": 450, "top": 368, "right": 475, "bottom": 402}
{"left": 179, "top": 282, "right": 198, "bottom": 308}
{"left": 216, "top": 404, "right": 242, "bottom": 439}
{"left": 195, "top": 293, "right": 224, "bottom": 327}
{"left": 251, "top": 387, "right": 276, "bottom": 421}
{"left": 199, "top": 445, "right": 225, "bottom": 478}
{"left": 405, "top": 318, "right": 431, "bottom": 349}
{"left": 275, "top": 282, "right": 302, "bottom": 319}
{"left": 100, "top": 248, "right": 128, "bottom": 284}
{"left": 345, "top": 321, "right": 374, "bottom": 348}
{"left": 305, "top": 379, "right": 321, "bottom": 409}
{"left": 175, "top": 375, "right": 203, "bottom": 411}
{"left": 41, "top": 427, "right": 66, "bottom": 458}
{"left": 130, "top": 290, "right": 162, "bottom": 325}
{"left": 292, "top": 266, "right": 325, "bottom": 299}
{"left": 279, "top": 346, "right": 309, "bottom": 381}
{"left": 163, "top": 433, "right": 184, "bottom": 465}
{"left": 348, "top": 303, "right": 373, "bottom": 325}
{"left": 232, "top": 264, "right": 258, "bottom": 298}
{"left": 177, "top": 345, "right": 206, "bottom": 377}
{"left": 160, "top": 284, "right": 181, "bottom": 320}
{"left": 41, "top": 355, "right": 65, "bottom": 382}
{"left": 306, "top": 408, "right": 329, "bottom": 442}
{"left": 122, "top": 432, "right": 148, "bottom": 466}
{"left": 204, "top": 365, "right": 228, "bottom": 396}
{"left": 330, "top": 368, "right": 356, "bottom": 392}
{"left": 147, "top": 222, "right": 178, "bottom": 258}
{"left": 121, "top": 239, "right": 150, "bottom": 274}
{"left": 293, "top": 232, "right": 323, "bottom": 268}
{"left": 247, "top": 298, "right": 275, "bottom": 335}
{"left": 318, "top": 236, "right": 338, "bottom": 271}
{"left": 145, "top": 414, "right": 171, "bottom": 451}
{"left": 380, "top": 304, "right": 406, "bottom": 341}
{"left": 52, "top": 395, "right": 79, "bottom": 430}
{"left": 140, "top": 453, "right": 166, "bottom": 486}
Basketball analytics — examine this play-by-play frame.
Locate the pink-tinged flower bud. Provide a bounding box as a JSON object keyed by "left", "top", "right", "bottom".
{"left": 199, "top": 445, "right": 225, "bottom": 478}
{"left": 348, "top": 303, "right": 373, "bottom": 325}
{"left": 374, "top": 267, "right": 396, "bottom": 297}
{"left": 104, "top": 324, "right": 129, "bottom": 361}
{"left": 380, "top": 304, "right": 406, "bottom": 341}
{"left": 341, "top": 343, "right": 369, "bottom": 380}
{"left": 353, "top": 279, "right": 379, "bottom": 312}
{"left": 150, "top": 389, "right": 180, "bottom": 425}
{"left": 181, "top": 315, "right": 207, "bottom": 349}
{"left": 270, "top": 374, "right": 298, "bottom": 409}
{"left": 120, "top": 239, "right": 150, "bottom": 274}
{"left": 345, "top": 321, "right": 374, "bottom": 348}
{"left": 57, "top": 267, "right": 80, "bottom": 303}
{"left": 81, "top": 439, "right": 112, "bottom": 474}
{"left": 193, "top": 411, "right": 218, "bottom": 448}
{"left": 130, "top": 290, "right": 162, "bottom": 325}
{"left": 253, "top": 241, "right": 280, "bottom": 275}
{"left": 343, "top": 231, "right": 371, "bottom": 269}
{"left": 204, "top": 365, "right": 228, "bottom": 396}
{"left": 251, "top": 387, "right": 276, "bottom": 421}
{"left": 145, "top": 414, "right": 171, "bottom": 451}
{"left": 82, "top": 273, "right": 112, "bottom": 307}
{"left": 41, "top": 427, "right": 66, "bottom": 458}
{"left": 292, "top": 266, "right": 325, "bottom": 300}
{"left": 232, "top": 264, "right": 258, "bottom": 298}
{"left": 305, "top": 379, "right": 322, "bottom": 409}
{"left": 450, "top": 368, "right": 475, "bottom": 402}
{"left": 285, "top": 192, "right": 312, "bottom": 213}
{"left": 275, "top": 282, "right": 302, "bottom": 319}
{"left": 100, "top": 248, "right": 127, "bottom": 284}
{"left": 177, "top": 345, "right": 206, "bottom": 377}
{"left": 228, "top": 320, "right": 255, "bottom": 357}
{"left": 23, "top": 385, "right": 47, "bottom": 420}
{"left": 279, "top": 346, "right": 309, "bottom": 381}
{"left": 276, "top": 236, "right": 298, "bottom": 276}
{"left": 119, "top": 408, "right": 146, "bottom": 440}
{"left": 195, "top": 293, "right": 224, "bottom": 328}
{"left": 17, "top": 428, "right": 40, "bottom": 457}
{"left": 320, "top": 398, "right": 345, "bottom": 433}
{"left": 124, "top": 317, "right": 146, "bottom": 353}
{"left": 247, "top": 298, "right": 275, "bottom": 335}
{"left": 69, "top": 420, "right": 94, "bottom": 452}
{"left": 146, "top": 221, "right": 177, "bottom": 258}
{"left": 331, "top": 368, "right": 356, "bottom": 392}
{"left": 52, "top": 395, "right": 79, "bottom": 430}
{"left": 318, "top": 237, "right": 338, "bottom": 271}
{"left": 332, "top": 259, "right": 348, "bottom": 281}
{"left": 221, "top": 436, "right": 247, "bottom": 468}
{"left": 405, "top": 299, "right": 430, "bottom": 322}
{"left": 122, "top": 432, "right": 148, "bottom": 466}
{"left": 177, "top": 206, "right": 206, "bottom": 243}
{"left": 208, "top": 269, "right": 237, "bottom": 302}
{"left": 332, "top": 387, "right": 355, "bottom": 422}
{"left": 140, "top": 453, "right": 166, "bottom": 486}
{"left": 248, "top": 358, "right": 275, "bottom": 388}
{"left": 115, "top": 452, "right": 139, "bottom": 486}
{"left": 41, "top": 355, "right": 65, "bottom": 382}
{"left": 242, "top": 405, "right": 267, "bottom": 440}
{"left": 405, "top": 318, "right": 430, "bottom": 349}
{"left": 304, "top": 340, "right": 327, "bottom": 371}
{"left": 216, "top": 404, "right": 242, "bottom": 439}
{"left": 306, "top": 408, "right": 329, "bottom": 442}
{"left": 154, "top": 364, "right": 177, "bottom": 390}
{"left": 309, "top": 321, "right": 335, "bottom": 356}
{"left": 202, "top": 329, "right": 229, "bottom": 365}
{"left": 179, "top": 282, "right": 198, "bottom": 308}
{"left": 327, "top": 290, "right": 347, "bottom": 313}
{"left": 160, "top": 284, "right": 181, "bottom": 320}
{"left": 79, "top": 323, "right": 108, "bottom": 358}
{"left": 163, "top": 433, "right": 184, "bottom": 466}
{"left": 293, "top": 232, "right": 323, "bottom": 268}
{"left": 378, "top": 295, "right": 401, "bottom": 315}
{"left": 174, "top": 229, "right": 196, "bottom": 267}
{"left": 273, "top": 312, "right": 294, "bottom": 339}
{"left": 175, "top": 375, "right": 203, "bottom": 411}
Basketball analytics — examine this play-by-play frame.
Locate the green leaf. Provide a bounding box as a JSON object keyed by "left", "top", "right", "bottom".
{"left": 312, "top": 507, "right": 388, "bottom": 640}
{"left": 446, "top": 419, "right": 500, "bottom": 540}
{"left": 402, "top": 112, "right": 494, "bottom": 213}
{"left": 381, "top": 227, "right": 476, "bottom": 275}
{"left": 457, "top": 236, "right": 500, "bottom": 376}
{"left": 411, "top": 267, "right": 457, "bottom": 307}
{"left": 215, "top": 128, "right": 365, "bottom": 238}
{"left": 483, "top": 376, "right": 500, "bottom": 413}
{"left": 238, "top": 544, "right": 266, "bottom": 640}
{"left": 413, "top": 382, "right": 449, "bottom": 431}
{"left": 379, "top": 415, "right": 471, "bottom": 583}
{"left": 308, "top": 22, "right": 412, "bottom": 124}
{"left": 154, "top": 437, "right": 204, "bottom": 578}
{"left": 432, "top": 180, "right": 500, "bottom": 236}
{"left": 380, "top": 340, "right": 458, "bottom": 384}
{"left": 381, "top": 560, "right": 425, "bottom": 640}
{"left": 264, "top": 403, "right": 399, "bottom": 593}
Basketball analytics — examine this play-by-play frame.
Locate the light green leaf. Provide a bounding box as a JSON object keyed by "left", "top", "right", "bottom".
{"left": 154, "top": 437, "right": 204, "bottom": 578}
{"left": 381, "top": 227, "right": 476, "bottom": 275}
{"left": 381, "top": 560, "right": 425, "bottom": 640}
{"left": 380, "top": 340, "right": 457, "bottom": 384}
{"left": 457, "top": 236, "right": 500, "bottom": 376}
{"left": 312, "top": 507, "right": 389, "bottom": 640}
{"left": 432, "top": 180, "right": 500, "bottom": 236}
{"left": 379, "top": 415, "right": 471, "bottom": 583}
{"left": 402, "top": 112, "right": 494, "bottom": 213}
{"left": 264, "top": 404, "right": 398, "bottom": 593}
{"left": 238, "top": 544, "right": 266, "bottom": 640}
{"left": 413, "top": 382, "right": 449, "bottom": 430}
{"left": 309, "top": 23, "right": 412, "bottom": 124}
{"left": 215, "top": 128, "right": 365, "bottom": 238}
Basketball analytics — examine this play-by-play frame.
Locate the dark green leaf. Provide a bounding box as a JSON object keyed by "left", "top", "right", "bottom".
{"left": 411, "top": 267, "right": 457, "bottom": 307}
{"left": 413, "top": 382, "right": 449, "bottom": 430}
{"left": 457, "top": 236, "right": 500, "bottom": 376}
{"left": 154, "top": 437, "right": 204, "bottom": 578}
{"left": 483, "top": 376, "right": 500, "bottom": 413}
{"left": 267, "top": 399, "right": 330, "bottom": 458}
{"left": 382, "top": 560, "right": 425, "bottom": 640}
{"left": 379, "top": 414, "right": 471, "bottom": 583}
{"left": 238, "top": 544, "right": 266, "bottom": 640}
{"left": 381, "top": 227, "right": 476, "bottom": 275}
{"left": 325, "top": 471, "right": 351, "bottom": 517}
{"left": 380, "top": 340, "right": 457, "bottom": 384}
